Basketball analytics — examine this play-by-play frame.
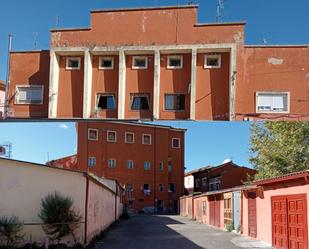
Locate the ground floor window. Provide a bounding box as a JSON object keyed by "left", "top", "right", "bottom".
{"left": 130, "top": 94, "right": 150, "bottom": 110}
{"left": 256, "top": 92, "right": 289, "bottom": 113}
{"left": 15, "top": 85, "right": 43, "bottom": 104}
{"left": 165, "top": 94, "right": 185, "bottom": 111}
{"left": 96, "top": 93, "right": 116, "bottom": 110}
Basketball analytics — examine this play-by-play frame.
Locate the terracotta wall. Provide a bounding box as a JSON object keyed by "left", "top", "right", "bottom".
{"left": 8, "top": 51, "right": 49, "bottom": 118}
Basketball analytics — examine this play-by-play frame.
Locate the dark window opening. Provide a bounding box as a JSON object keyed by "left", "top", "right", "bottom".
{"left": 165, "top": 94, "right": 185, "bottom": 111}
{"left": 130, "top": 94, "right": 150, "bottom": 110}
{"left": 168, "top": 183, "right": 176, "bottom": 193}
{"left": 97, "top": 94, "right": 116, "bottom": 110}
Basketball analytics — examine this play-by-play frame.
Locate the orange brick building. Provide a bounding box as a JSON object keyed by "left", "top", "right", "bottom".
{"left": 48, "top": 121, "right": 186, "bottom": 213}
{"left": 184, "top": 161, "right": 256, "bottom": 194}
{"left": 6, "top": 5, "right": 309, "bottom": 121}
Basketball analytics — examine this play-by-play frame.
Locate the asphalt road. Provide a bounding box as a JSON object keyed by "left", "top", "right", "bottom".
{"left": 92, "top": 215, "right": 273, "bottom": 249}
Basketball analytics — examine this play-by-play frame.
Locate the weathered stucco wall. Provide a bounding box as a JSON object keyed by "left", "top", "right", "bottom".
{"left": 0, "top": 159, "right": 86, "bottom": 246}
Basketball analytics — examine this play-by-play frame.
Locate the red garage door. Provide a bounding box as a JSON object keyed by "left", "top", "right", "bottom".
{"left": 209, "top": 195, "right": 221, "bottom": 227}
{"left": 272, "top": 194, "right": 308, "bottom": 249}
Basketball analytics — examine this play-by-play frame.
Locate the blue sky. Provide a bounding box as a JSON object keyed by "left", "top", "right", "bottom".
{"left": 0, "top": 121, "right": 252, "bottom": 171}
{"left": 0, "top": 0, "right": 308, "bottom": 80}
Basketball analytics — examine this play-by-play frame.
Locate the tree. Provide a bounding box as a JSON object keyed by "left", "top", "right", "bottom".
{"left": 38, "top": 192, "right": 82, "bottom": 245}
{"left": 249, "top": 121, "right": 309, "bottom": 180}
{"left": 0, "top": 215, "right": 24, "bottom": 247}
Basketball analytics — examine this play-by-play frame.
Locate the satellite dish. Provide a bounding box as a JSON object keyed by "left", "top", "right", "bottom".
{"left": 222, "top": 158, "right": 232, "bottom": 164}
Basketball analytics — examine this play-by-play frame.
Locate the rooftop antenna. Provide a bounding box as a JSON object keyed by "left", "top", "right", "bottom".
{"left": 4, "top": 34, "right": 13, "bottom": 119}
{"left": 262, "top": 38, "right": 268, "bottom": 44}
{"left": 56, "top": 15, "right": 61, "bottom": 28}
{"left": 188, "top": 0, "right": 196, "bottom": 5}
{"left": 216, "top": 0, "right": 224, "bottom": 22}
{"left": 32, "top": 32, "right": 38, "bottom": 49}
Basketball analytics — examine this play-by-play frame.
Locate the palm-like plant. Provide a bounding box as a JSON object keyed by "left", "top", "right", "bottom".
{"left": 38, "top": 192, "right": 82, "bottom": 245}
{"left": 0, "top": 215, "right": 24, "bottom": 247}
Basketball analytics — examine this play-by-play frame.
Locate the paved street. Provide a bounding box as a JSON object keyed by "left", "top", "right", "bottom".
{"left": 92, "top": 215, "right": 272, "bottom": 249}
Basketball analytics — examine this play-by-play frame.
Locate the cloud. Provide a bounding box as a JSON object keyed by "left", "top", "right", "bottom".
{"left": 59, "top": 124, "right": 69, "bottom": 129}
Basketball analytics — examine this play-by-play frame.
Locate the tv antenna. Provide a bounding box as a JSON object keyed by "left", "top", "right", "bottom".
{"left": 188, "top": 0, "right": 196, "bottom": 5}
{"left": 56, "top": 15, "right": 61, "bottom": 27}
{"left": 216, "top": 0, "right": 224, "bottom": 22}
{"left": 32, "top": 32, "right": 38, "bottom": 49}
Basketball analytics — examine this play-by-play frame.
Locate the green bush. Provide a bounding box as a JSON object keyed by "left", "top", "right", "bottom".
{"left": 0, "top": 215, "right": 24, "bottom": 248}
{"left": 225, "top": 222, "right": 234, "bottom": 232}
{"left": 38, "top": 192, "right": 82, "bottom": 245}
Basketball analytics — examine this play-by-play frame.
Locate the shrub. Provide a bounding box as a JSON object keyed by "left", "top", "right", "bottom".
{"left": 225, "top": 222, "right": 234, "bottom": 232}
{"left": 38, "top": 192, "right": 82, "bottom": 245}
{"left": 0, "top": 215, "right": 24, "bottom": 247}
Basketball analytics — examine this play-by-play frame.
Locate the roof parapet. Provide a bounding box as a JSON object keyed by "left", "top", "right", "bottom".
{"left": 90, "top": 5, "right": 198, "bottom": 13}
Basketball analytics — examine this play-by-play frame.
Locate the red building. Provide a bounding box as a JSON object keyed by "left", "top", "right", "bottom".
{"left": 6, "top": 5, "right": 309, "bottom": 121}
{"left": 48, "top": 121, "right": 186, "bottom": 213}
{"left": 184, "top": 161, "right": 256, "bottom": 194}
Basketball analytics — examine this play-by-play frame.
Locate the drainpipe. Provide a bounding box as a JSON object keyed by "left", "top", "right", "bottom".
{"left": 84, "top": 175, "right": 89, "bottom": 245}
{"left": 4, "top": 34, "right": 13, "bottom": 119}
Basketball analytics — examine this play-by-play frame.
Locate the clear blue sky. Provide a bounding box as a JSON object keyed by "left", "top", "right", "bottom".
{"left": 0, "top": 121, "right": 252, "bottom": 171}
{"left": 0, "top": 0, "right": 308, "bottom": 80}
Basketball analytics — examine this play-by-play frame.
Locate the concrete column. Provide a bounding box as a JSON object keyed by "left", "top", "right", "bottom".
{"left": 83, "top": 49, "right": 93, "bottom": 119}
{"left": 48, "top": 50, "right": 60, "bottom": 118}
{"left": 153, "top": 50, "right": 161, "bottom": 120}
{"left": 229, "top": 44, "right": 237, "bottom": 121}
{"left": 118, "top": 50, "right": 126, "bottom": 119}
{"left": 190, "top": 48, "right": 197, "bottom": 120}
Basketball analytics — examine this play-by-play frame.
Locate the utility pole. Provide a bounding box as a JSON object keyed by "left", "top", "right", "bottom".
{"left": 216, "top": 0, "right": 224, "bottom": 22}
{"left": 4, "top": 34, "right": 13, "bottom": 119}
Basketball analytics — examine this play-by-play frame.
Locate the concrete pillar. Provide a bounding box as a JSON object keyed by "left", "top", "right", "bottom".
{"left": 118, "top": 50, "right": 126, "bottom": 119}
{"left": 190, "top": 48, "right": 197, "bottom": 120}
{"left": 229, "top": 44, "right": 237, "bottom": 121}
{"left": 48, "top": 50, "right": 60, "bottom": 118}
{"left": 153, "top": 50, "right": 161, "bottom": 120}
{"left": 83, "top": 49, "right": 93, "bottom": 119}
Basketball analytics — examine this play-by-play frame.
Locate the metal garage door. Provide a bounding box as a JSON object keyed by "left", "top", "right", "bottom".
{"left": 209, "top": 195, "right": 221, "bottom": 227}
{"left": 272, "top": 194, "right": 308, "bottom": 249}
{"left": 248, "top": 192, "right": 257, "bottom": 238}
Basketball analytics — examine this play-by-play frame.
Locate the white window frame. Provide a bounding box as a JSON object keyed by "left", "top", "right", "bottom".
{"left": 99, "top": 56, "right": 114, "bottom": 70}
{"left": 15, "top": 85, "right": 44, "bottom": 105}
{"left": 132, "top": 56, "right": 148, "bottom": 69}
{"left": 167, "top": 55, "right": 183, "bottom": 69}
{"left": 125, "top": 132, "right": 135, "bottom": 144}
{"left": 130, "top": 93, "right": 150, "bottom": 111}
{"left": 66, "top": 57, "right": 81, "bottom": 70}
{"left": 204, "top": 54, "right": 221, "bottom": 69}
{"left": 108, "top": 159, "right": 116, "bottom": 168}
{"left": 172, "top": 138, "right": 181, "bottom": 149}
{"left": 88, "top": 128, "right": 99, "bottom": 141}
{"left": 256, "top": 91, "right": 290, "bottom": 114}
{"left": 107, "top": 130, "right": 117, "bottom": 142}
{"left": 88, "top": 157, "right": 96, "bottom": 167}
{"left": 95, "top": 93, "right": 116, "bottom": 110}
{"left": 144, "top": 161, "right": 151, "bottom": 170}
{"left": 127, "top": 160, "right": 134, "bottom": 169}
{"left": 142, "top": 134, "right": 152, "bottom": 145}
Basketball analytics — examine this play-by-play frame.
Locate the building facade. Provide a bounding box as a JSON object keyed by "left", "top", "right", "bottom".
{"left": 184, "top": 161, "right": 256, "bottom": 194}
{"left": 0, "top": 80, "right": 5, "bottom": 118}
{"left": 48, "top": 121, "right": 186, "bottom": 213}
{"left": 6, "top": 5, "right": 309, "bottom": 121}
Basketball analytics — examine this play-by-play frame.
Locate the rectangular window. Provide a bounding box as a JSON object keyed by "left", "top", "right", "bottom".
{"left": 99, "top": 56, "right": 114, "bottom": 70}
{"left": 172, "top": 138, "right": 180, "bottom": 148}
{"left": 168, "top": 164, "right": 173, "bottom": 172}
{"left": 202, "top": 177, "right": 207, "bottom": 187}
{"left": 165, "top": 94, "right": 185, "bottom": 111}
{"left": 204, "top": 54, "right": 221, "bottom": 69}
{"left": 126, "top": 184, "right": 133, "bottom": 192}
{"left": 159, "top": 162, "right": 164, "bottom": 171}
{"left": 15, "top": 86, "right": 43, "bottom": 104}
{"left": 168, "top": 183, "right": 176, "bottom": 193}
{"left": 209, "top": 177, "right": 221, "bottom": 191}
{"left": 88, "top": 128, "right": 99, "bottom": 141}
{"left": 142, "top": 134, "right": 152, "bottom": 145}
{"left": 127, "top": 160, "right": 134, "bottom": 169}
{"left": 107, "top": 131, "right": 117, "bottom": 142}
{"left": 108, "top": 159, "right": 116, "bottom": 168}
{"left": 96, "top": 94, "right": 116, "bottom": 110}
{"left": 132, "top": 56, "right": 148, "bottom": 69}
{"left": 144, "top": 161, "right": 151, "bottom": 170}
{"left": 66, "top": 57, "right": 81, "bottom": 70}
{"left": 125, "top": 132, "right": 135, "bottom": 144}
{"left": 159, "top": 184, "right": 164, "bottom": 192}
{"left": 143, "top": 184, "right": 151, "bottom": 195}
{"left": 130, "top": 94, "right": 150, "bottom": 110}
{"left": 88, "top": 157, "right": 96, "bottom": 167}
{"left": 195, "top": 179, "right": 200, "bottom": 188}
{"left": 167, "top": 55, "right": 183, "bottom": 69}
{"left": 256, "top": 92, "right": 289, "bottom": 113}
